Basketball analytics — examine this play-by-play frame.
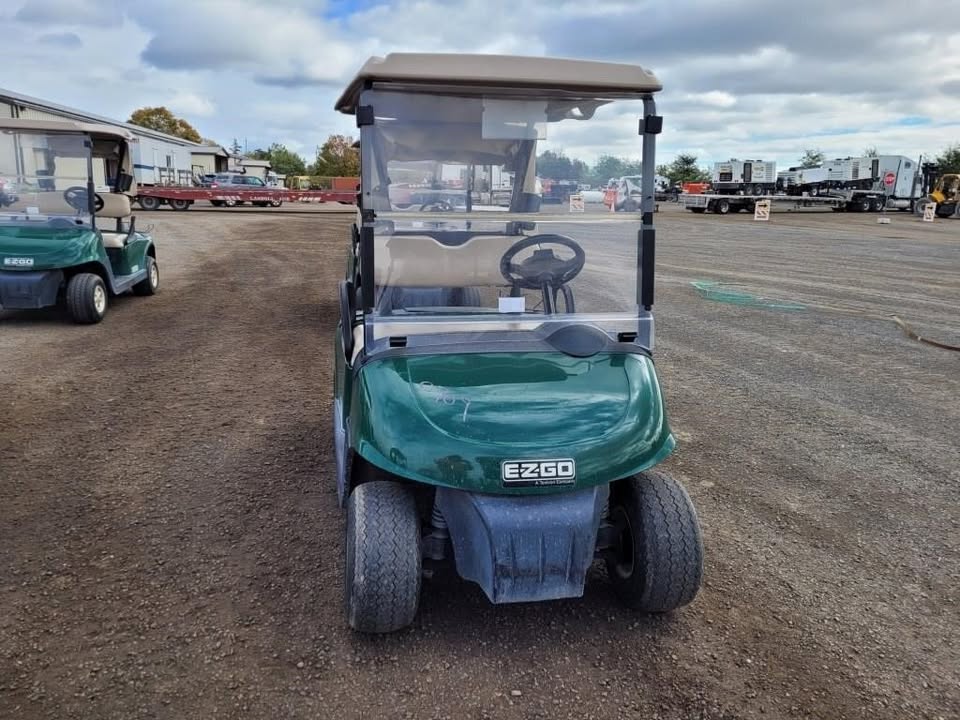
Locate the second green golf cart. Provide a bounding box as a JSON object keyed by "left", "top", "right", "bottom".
{"left": 0, "top": 119, "right": 159, "bottom": 323}
{"left": 333, "top": 54, "right": 703, "bottom": 632}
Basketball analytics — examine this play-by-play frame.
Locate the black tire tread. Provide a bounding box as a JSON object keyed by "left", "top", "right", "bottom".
{"left": 132, "top": 256, "right": 159, "bottom": 296}
{"left": 346, "top": 481, "right": 421, "bottom": 633}
{"left": 65, "top": 273, "right": 106, "bottom": 324}
{"left": 608, "top": 470, "right": 703, "bottom": 612}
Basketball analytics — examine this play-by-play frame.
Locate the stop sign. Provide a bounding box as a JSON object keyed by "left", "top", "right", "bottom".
{"left": 883, "top": 171, "right": 896, "bottom": 186}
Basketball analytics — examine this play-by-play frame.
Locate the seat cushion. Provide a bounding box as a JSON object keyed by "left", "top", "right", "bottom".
{"left": 98, "top": 193, "right": 132, "bottom": 219}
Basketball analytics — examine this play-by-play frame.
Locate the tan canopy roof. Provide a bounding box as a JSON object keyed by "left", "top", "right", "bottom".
{"left": 336, "top": 53, "right": 661, "bottom": 113}
{"left": 0, "top": 117, "right": 137, "bottom": 142}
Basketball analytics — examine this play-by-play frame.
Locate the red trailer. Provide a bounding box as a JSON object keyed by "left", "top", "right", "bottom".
{"left": 135, "top": 186, "right": 356, "bottom": 211}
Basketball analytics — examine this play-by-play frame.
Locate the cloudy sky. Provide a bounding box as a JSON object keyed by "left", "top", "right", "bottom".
{"left": 4, "top": 0, "right": 960, "bottom": 168}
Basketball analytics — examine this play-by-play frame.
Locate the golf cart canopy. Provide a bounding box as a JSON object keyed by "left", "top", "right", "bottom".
{"left": 0, "top": 118, "right": 137, "bottom": 143}
{"left": 0, "top": 118, "right": 137, "bottom": 227}
{"left": 336, "top": 53, "right": 662, "bottom": 112}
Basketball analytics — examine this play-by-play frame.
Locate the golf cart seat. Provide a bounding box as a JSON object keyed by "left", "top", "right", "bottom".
{"left": 378, "top": 286, "right": 482, "bottom": 312}
{"left": 97, "top": 193, "right": 132, "bottom": 249}
{"left": 98, "top": 192, "right": 132, "bottom": 219}
{"left": 375, "top": 234, "right": 519, "bottom": 287}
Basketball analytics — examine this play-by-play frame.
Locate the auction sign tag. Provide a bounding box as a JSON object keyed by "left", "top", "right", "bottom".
{"left": 922, "top": 202, "right": 936, "bottom": 222}
{"left": 754, "top": 199, "right": 771, "bottom": 221}
{"left": 568, "top": 194, "right": 584, "bottom": 213}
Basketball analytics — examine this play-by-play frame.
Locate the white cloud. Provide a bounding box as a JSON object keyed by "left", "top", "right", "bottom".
{"left": 166, "top": 91, "right": 215, "bottom": 118}
{"left": 684, "top": 91, "right": 737, "bottom": 109}
{"left": 2, "top": 0, "right": 959, "bottom": 168}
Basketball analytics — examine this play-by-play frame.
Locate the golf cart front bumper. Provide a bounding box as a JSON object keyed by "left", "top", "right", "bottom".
{"left": 0, "top": 270, "right": 63, "bottom": 309}
{"left": 435, "top": 485, "right": 608, "bottom": 604}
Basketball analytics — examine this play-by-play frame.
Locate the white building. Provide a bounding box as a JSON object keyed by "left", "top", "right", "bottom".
{"left": 0, "top": 87, "right": 200, "bottom": 186}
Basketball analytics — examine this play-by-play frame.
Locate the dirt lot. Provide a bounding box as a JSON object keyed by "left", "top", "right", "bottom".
{"left": 1, "top": 204, "right": 958, "bottom": 719}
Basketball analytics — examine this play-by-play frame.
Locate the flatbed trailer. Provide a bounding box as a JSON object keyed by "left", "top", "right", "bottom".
{"left": 135, "top": 186, "right": 356, "bottom": 211}
{"left": 679, "top": 191, "right": 891, "bottom": 215}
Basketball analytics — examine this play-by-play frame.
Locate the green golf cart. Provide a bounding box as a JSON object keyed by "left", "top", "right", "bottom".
{"left": 0, "top": 119, "right": 159, "bottom": 323}
{"left": 333, "top": 54, "right": 703, "bottom": 633}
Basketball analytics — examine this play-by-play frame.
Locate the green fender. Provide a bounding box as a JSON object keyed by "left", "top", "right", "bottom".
{"left": 346, "top": 351, "right": 675, "bottom": 495}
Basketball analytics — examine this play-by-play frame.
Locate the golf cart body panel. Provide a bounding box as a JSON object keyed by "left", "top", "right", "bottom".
{"left": 0, "top": 119, "right": 155, "bottom": 314}
{"left": 333, "top": 55, "right": 702, "bottom": 629}
{"left": 345, "top": 351, "right": 673, "bottom": 495}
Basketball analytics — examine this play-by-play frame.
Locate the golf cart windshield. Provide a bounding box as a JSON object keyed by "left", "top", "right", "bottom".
{"left": 0, "top": 131, "right": 97, "bottom": 227}
{"left": 361, "top": 89, "right": 652, "bottom": 343}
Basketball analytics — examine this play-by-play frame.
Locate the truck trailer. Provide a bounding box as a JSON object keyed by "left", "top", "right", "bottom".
{"left": 131, "top": 135, "right": 194, "bottom": 187}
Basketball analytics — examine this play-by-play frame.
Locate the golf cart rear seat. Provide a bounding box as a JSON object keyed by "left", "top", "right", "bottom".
{"left": 375, "top": 234, "right": 518, "bottom": 287}
{"left": 98, "top": 193, "right": 133, "bottom": 249}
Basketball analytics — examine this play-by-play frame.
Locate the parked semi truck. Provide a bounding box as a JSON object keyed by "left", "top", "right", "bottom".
{"left": 778, "top": 155, "right": 920, "bottom": 211}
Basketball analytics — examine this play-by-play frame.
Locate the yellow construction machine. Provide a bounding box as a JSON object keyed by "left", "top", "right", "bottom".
{"left": 916, "top": 163, "right": 960, "bottom": 218}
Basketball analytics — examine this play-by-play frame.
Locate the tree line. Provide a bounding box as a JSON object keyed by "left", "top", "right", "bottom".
{"left": 127, "top": 105, "right": 960, "bottom": 180}
{"left": 244, "top": 136, "right": 359, "bottom": 177}
{"left": 538, "top": 149, "right": 710, "bottom": 186}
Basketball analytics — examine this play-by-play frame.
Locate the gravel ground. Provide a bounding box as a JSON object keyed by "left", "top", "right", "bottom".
{"left": 1, "top": 203, "right": 958, "bottom": 719}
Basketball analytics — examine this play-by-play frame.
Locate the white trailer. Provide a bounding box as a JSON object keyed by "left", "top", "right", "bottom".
{"left": 131, "top": 135, "right": 194, "bottom": 186}
{"left": 712, "top": 159, "right": 777, "bottom": 195}
{"left": 777, "top": 166, "right": 829, "bottom": 192}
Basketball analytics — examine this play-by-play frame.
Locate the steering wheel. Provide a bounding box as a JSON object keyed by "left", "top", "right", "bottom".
{"left": 499, "top": 234, "right": 586, "bottom": 291}
{"left": 420, "top": 199, "right": 455, "bottom": 212}
{"left": 63, "top": 186, "right": 104, "bottom": 213}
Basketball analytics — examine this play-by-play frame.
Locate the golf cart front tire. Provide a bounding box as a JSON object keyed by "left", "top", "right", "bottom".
{"left": 345, "top": 481, "right": 422, "bottom": 633}
{"left": 65, "top": 273, "right": 107, "bottom": 324}
{"left": 606, "top": 470, "right": 703, "bottom": 612}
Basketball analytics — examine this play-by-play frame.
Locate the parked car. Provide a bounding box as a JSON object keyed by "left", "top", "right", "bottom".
{"left": 210, "top": 173, "right": 268, "bottom": 190}
{"left": 208, "top": 173, "right": 282, "bottom": 207}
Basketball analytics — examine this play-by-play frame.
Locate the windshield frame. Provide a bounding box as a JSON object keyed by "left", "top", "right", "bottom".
{"left": 0, "top": 129, "right": 98, "bottom": 230}
{"left": 353, "top": 85, "right": 661, "bottom": 357}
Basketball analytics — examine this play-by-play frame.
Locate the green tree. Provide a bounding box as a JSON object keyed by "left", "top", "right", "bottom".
{"left": 935, "top": 144, "right": 960, "bottom": 174}
{"left": 537, "top": 150, "right": 584, "bottom": 180}
{"left": 265, "top": 144, "right": 306, "bottom": 176}
{"left": 586, "top": 155, "right": 643, "bottom": 187}
{"left": 661, "top": 153, "right": 710, "bottom": 184}
{"left": 230, "top": 138, "right": 243, "bottom": 155}
{"left": 128, "top": 106, "right": 202, "bottom": 143}
{"left": 799, "top": 148, "right": 825, "bottom": 168}
{"left": 310, "top": 134, "right": 359, "bottom": 176}
{"left": 243, "top": 144, "right": 307, "bottom": 176}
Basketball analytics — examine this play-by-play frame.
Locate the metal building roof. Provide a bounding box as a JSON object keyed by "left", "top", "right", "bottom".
{"left": 0, "top": 86, "right": 203, "bottom": 147}
{"left": 336, "top": 53, "right": 661, "bottom": 113}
